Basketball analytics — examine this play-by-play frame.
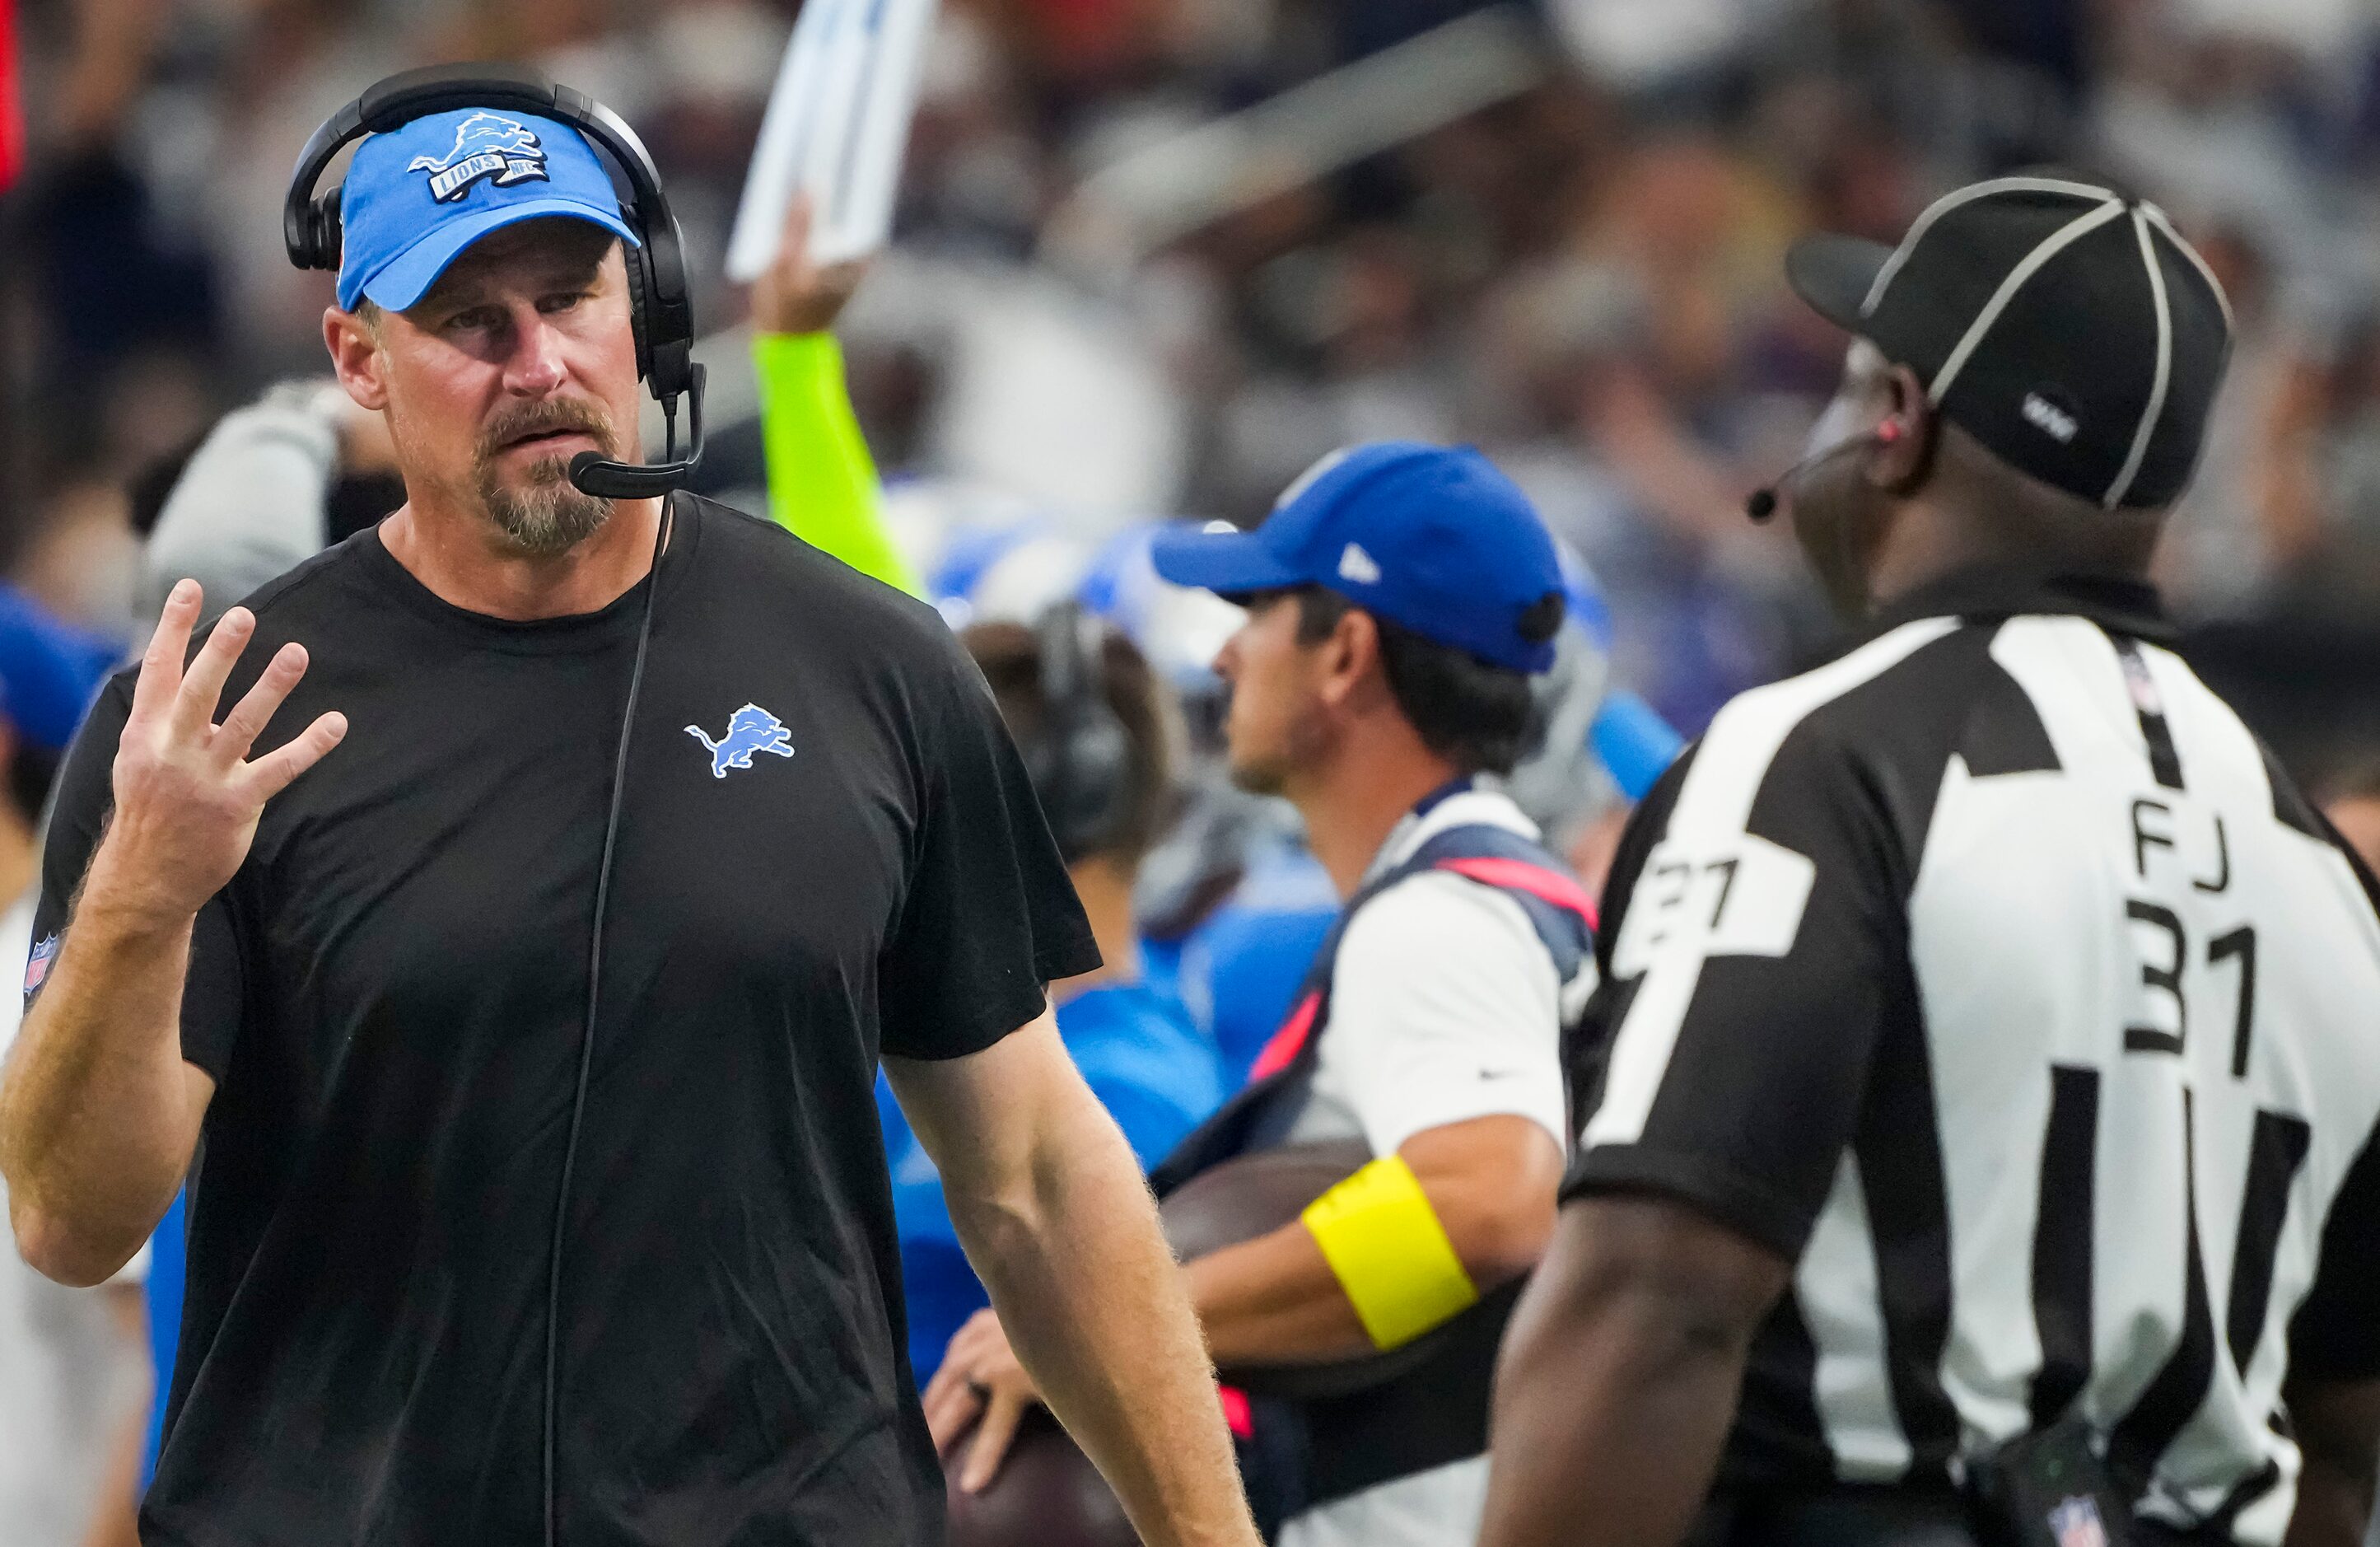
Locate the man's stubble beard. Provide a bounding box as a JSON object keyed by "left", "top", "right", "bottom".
{"left": 469, "top": 397, "right": 623, "bottom": 557}
{"left": 1228, "top": 750, "right": 1291, "bottom": 797}
{"left": 476, "top": 456, "right": 614, "bottom": 557}
{"left": 1225, "top": 705, "right": 1328, "bottom": 798}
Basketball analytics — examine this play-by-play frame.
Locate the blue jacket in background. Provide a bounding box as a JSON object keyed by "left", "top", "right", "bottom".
{"left": 1174, "top": 848, "right": 1338, "bottom": 1088}
{"left": 877, "top": 980, "right": 1223, "bottom": 1382}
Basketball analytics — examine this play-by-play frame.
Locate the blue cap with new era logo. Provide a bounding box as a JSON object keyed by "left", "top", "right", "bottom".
{"left": 335, "top": 107, "right": 642, "bottom": 314}
{"left": 1150, "top": 442, "right": 1566, "bottom": 673}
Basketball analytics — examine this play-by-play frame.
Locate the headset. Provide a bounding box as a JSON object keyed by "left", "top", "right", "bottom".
{"left": 288, "top": 66, "right": 689, "bottom": 1547}
{"left": 284, "top": 63, "right": 706, "bottom": 500}
{"left": 1744, "top": 416, "right": 1906, "bottom": 522}
{"left": 1028, "top": 602, "right": 1135, "bottom": 864}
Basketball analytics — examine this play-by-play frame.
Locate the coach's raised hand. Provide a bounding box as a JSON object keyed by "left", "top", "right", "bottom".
{"left": 99, "top": 582, "right": 347, "bottom": 918}
{"left": 0, "top": 580, "right": 344, "bottom": 1288}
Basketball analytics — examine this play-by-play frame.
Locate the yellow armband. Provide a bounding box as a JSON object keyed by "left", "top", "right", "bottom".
{"left": 1300, "top": 1154, "right": 1479, "bottom": 1351}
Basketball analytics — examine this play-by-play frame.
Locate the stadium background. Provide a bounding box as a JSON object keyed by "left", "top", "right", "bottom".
{"left": 6, "top": 0, "right": 2380, "bottom": 775}
{"left": 3, "top": 0, "right": 2380, "bottom": 1535}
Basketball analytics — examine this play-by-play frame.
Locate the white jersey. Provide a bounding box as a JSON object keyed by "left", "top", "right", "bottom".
{"left": 1286, "top": 787, "right": 1577, "bottom": 1158}
{"left": 1279, "top": 786, "right": 1584, "bottom": 1547}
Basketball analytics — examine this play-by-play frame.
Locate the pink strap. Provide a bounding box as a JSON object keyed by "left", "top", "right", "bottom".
{"left": 1247, "top": 991, "right": 1322, "bottom": 1083}
{"left": 1436, "top": 857, "right": 1598, "bottom": 929}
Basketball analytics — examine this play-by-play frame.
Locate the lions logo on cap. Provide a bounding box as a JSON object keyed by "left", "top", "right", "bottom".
{"left": 408, "top": 112, "right": 551, "bottom": 203}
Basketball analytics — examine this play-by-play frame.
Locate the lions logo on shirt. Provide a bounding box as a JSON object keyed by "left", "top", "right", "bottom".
{"left": 407, "top": 113, "right": 550, "bottom": 203}
{"left": 685, "top": 703, "right": 796, "bottom": 779}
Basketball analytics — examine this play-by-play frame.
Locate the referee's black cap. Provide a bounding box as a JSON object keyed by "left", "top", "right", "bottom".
{"left": 1787, "top": 175, "right": 2235, "bottom": 511}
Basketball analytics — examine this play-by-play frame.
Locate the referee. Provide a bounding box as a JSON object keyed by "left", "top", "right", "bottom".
{"left": 0, "top": 91, "right": 1255, "bottom": 1546}
{"left": 1482, "top": 177, "right": 2380, "bottom": 1547}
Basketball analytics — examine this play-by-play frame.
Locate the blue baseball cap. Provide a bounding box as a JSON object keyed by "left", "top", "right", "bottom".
{"left": 1150, "top": 442, "right": 1566, "bottom": 673}
{"left": 335, "top": 107, "right": 642, "bottom": 313}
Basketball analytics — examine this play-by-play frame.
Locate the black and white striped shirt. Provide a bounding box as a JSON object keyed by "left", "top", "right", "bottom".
{"left": 1568, "top": 569, "right": 2380, "bottom": 1544}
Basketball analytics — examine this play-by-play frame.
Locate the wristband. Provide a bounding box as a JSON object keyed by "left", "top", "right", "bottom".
{"left": 1300, "top": 1154, "right": 1479, "bottom": 1351}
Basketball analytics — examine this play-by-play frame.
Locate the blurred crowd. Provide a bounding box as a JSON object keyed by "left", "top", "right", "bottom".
{"left": 2, "top": 2, "right": 2380, "bottom": 1542}
{"left": 8, "top": 0, "right": 2380, "bottom": 759}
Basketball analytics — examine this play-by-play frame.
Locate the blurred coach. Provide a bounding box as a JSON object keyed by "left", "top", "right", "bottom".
{"left": 0, "top": 73, "right": 1256, "bottom": 1547}
{"left": 880, "top": 607, "right": 1224, "bottom": 1383}
{"left": 1485, "top": 178, "right": 2380, "bottom": 1547}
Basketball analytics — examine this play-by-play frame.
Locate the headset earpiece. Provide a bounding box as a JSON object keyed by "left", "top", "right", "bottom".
{"left": 632, "top": 209, "right": 695, "bottom": 405}
{"left": 1030, "top": 603, "right": 1133, "bottom": 865}
{"left": 296, "top": 187, "right": 345, "bottom": 273}
{"left": 1877, "top": 418, "right": 1903, "bottom": 444}
{"left": 623, "top": 244, "right": 654, "bottom": 384}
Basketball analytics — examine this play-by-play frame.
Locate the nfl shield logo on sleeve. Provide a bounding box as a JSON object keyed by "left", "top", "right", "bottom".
{"left": 2047, "top": 1497, "right": 2109, "bottom": 1547}
{"left": 24, "top": 932, "right": 58, "bottom": 996}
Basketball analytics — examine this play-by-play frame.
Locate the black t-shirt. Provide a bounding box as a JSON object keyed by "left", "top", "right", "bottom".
{"left": 34, "top": 495, "right": 1097, "bottom": 1546}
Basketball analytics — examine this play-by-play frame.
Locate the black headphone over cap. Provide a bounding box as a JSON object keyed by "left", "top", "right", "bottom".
{"left": 1028, "top": 602, "right": 1135, "bottom": 866}
{"left": 285, "top": 63, "right": 705, "bottom": 500}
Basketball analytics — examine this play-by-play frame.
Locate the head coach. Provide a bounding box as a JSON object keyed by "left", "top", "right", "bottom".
{"left": 0, "top": 67, "right": 1257, "bottom": 1547}
{"left": 1482, "top": 177, "right": 2380, "bottom": 1547}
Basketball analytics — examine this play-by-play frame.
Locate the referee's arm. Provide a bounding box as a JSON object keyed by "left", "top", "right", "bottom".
{"left": 1481, "top": 723, "right": 1902, "bottom": 1547}
{"left": 1482, "top": 1192, "right": 1790, "bottom": 1547}
{"left": 2284, "top": 1379, "right": 2380, "bottom": 1547}
{"left": 885, "top": 1012, "right": 1260, "bottom": 1547}
{"left": 2281, "top": 1117, "right": 2380, "bottom": 1547}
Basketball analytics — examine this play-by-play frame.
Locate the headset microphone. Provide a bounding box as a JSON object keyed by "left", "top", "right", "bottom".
{"left": 1744, "top": 418, "right": 1902, "bottom": 523}
{"left": 568, "top": 362, "right": 707, "bottom": 500}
